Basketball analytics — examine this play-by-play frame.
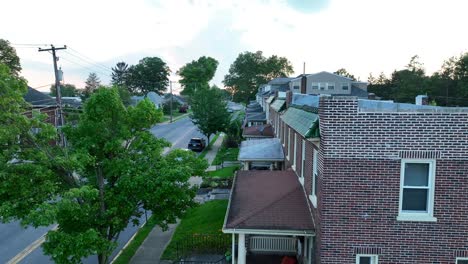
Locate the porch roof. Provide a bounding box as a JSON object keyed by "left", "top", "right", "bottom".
{"left": 224, "top": 170, "right": 314, "bottom": 232}
{"left": 238, "top": 138, "right": 284, "bottom": 161}
{"left": 281, "top": 107, "right": 319, "bottom": 138}
{"left": 242, "top": 124, "right": 274, "bottom": 138}
{"left": 270, "top": 99, "right": 285, "bottom": 112}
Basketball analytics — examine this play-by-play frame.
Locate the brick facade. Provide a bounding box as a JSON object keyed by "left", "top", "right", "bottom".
{"left": 318, "top": 97, "right": 468, "bottom": 263}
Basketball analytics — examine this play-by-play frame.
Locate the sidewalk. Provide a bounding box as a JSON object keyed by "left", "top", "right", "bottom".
{"left": 128, "top": 133, "right": 225, "bottom": 264}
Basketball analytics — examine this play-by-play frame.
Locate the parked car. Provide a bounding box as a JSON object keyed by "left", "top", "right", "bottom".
{"left": 188, "top": 138, "right": 206, "bottom": 152}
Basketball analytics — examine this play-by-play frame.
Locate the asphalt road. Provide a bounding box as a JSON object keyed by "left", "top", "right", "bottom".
{"left": 1, "top": 116, "right": 203, "bottom": 264}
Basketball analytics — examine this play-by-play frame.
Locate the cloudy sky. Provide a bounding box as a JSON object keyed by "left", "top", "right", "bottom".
{"left": 2, "top": 0, "right": 467, "bottom": 93}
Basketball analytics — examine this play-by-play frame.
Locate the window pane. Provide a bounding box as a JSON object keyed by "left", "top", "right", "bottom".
{"left": 402, "top": 189, "right": 428, "bottom": 211}
{"left": 404, "top": 163, "right": 429, "bottom": 186}
{"left": 457, "top": 260, "right": 468, "bottom": 264}
{"left": 359, "top": 257, "right": 371, "bottom": 264}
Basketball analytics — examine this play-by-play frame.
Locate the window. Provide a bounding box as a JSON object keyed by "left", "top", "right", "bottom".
{"left": 327, "top": 82, "right": 335, "bottom": 90}
{"left": 319, "top": 83, "right": 325, "bottom": 90}
{"left": 356, "top": 255, "right": 378, "bottom": 264}
{"left": 341, "top": 83, "right": 349, "bottom": 90}
{"left": 310, "top": 148, "right": 318, "bottom": 207}
{"left": 293, "top": 133, "right": 297, "bottom": 169}
{"left": 398, "top": 159, "right": 437, "bottom": 222}
{"left": 293, "top": 85, "right": 300, "bottom": 90}
{"left": 301, "top": 139, "right": 306, "bottom": 182}
{"left": 456, "top": 258, "right": 468, "bottom": 264}
{"left": 311, "top": 82, "right": 319, "bottom": 89}
{"left": 287, "top": 128, "right": 291, "bottom": 159}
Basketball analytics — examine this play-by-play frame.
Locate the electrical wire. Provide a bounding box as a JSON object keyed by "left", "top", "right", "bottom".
{"left": 63, "top": 50, "right": 112, "bottom": 73}
{"left": 67, "top": 47, "right": 113, "bottom": 72}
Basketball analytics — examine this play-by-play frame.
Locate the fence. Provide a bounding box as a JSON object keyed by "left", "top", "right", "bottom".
{"left": 248, "top": 236, "right": 297, "bottom": 255}
{"left": 174, "top": 233, "right": 231, "bottom": 262}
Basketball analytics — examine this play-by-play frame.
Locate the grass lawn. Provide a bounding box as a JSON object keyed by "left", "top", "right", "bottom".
{"left": 206, "top": 166, "right": 239, "bottom": 179}
{"left": 161, "top": 200, "right": 229, "bottom": 260}
{"left": 212, "top": 146, "right": 239, "bottom": 166}
{"left": 112, "top": 215, "right": 158, "bottom": 264}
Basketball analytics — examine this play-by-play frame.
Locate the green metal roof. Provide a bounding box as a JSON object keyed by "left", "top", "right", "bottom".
{"left": 266, "top": 96, "right": 275, "bottom": 104}
{"left": 270, "top": 99, "right": 286, "bottom": 112}
{"left": 281, "top": 107, "right": 320, "bottom": 138}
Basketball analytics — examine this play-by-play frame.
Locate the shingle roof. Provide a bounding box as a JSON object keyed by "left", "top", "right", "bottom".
{"left": 267, "top": 77, "right": 293, "bottom": 85}
{"left": 246, "top": 106, "right": 263, "bottom": 113}
{"left": 224, "top": 170, "right": 314, "bottom": 232}
{"left": 242, "top": 124, "right": 274, "bottom": 138}
{"left": 24, "top": 87, "right": 55, "bottom": 106}
{"left": 270, "top": 99, "right": 285, "bottom": 112}
{"left": 245, "top": 112, "right": 266, "bottom": 122}
{"left": 281, "top": 107, "right": 319, "bottom": 138}
{"left": 238, "top": 138, "right": 284, "bottom": 161}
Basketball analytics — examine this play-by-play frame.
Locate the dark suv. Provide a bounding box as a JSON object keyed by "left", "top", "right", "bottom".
{"left": 188, "top": 138, "right": 206, "bottom": 152}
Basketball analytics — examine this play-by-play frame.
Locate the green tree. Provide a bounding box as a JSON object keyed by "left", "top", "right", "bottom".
{"left": 111, "top": 62, "right": 129, "bottom": 86}
{"left": 0, "top": 39, "right": 21, "bottom": 75}
{"left": 126, "top": 57, "right": 170, "bottom": 95}
{"left": 82, "top": 72, "right": 101, "bottom": 99}
{"left": 190, "top": 86, "right": 230, "bottom": 143}
{"left": 50, "top": 83, "right": 79, "bottom": 97}
{"left": 1, "top": 79, "right": 208, "bottom": 264}
{"left": 177, "top": 56, "right": 218, "bottom": 97}
{"left": 334, "top": 68, "right": 357, "bottom": 81}
{"left": 223, "top": 51, "right": 293, "bottom": 103}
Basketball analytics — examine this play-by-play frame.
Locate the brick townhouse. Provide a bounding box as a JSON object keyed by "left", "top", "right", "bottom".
{"left": 263, "top": 93, "right": 468, "bottom": 264}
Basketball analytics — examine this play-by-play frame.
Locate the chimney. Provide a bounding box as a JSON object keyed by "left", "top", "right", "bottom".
{"left": 416, "top": 95, "right": 429, "bottom": 105}
{"left": 368, "top": 93, "right": 376, "bottom": 100}
{"left": 300, "top": 75, "right": 307, "bottom": 94}
{"left": 275, "top": 90, "right": 279, "bottom": 98}
{"left": 285, "top": 91, "right": 293, "bottom": 108}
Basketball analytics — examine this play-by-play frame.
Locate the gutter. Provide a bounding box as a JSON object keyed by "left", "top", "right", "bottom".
{"left": 222, "top": 228, "right": 315, "bottom": 237}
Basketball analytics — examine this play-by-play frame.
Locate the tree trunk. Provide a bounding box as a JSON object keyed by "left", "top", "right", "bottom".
{"left": 206, "top": 134, "right": 211, "bottom": 148}
{"left": 98, "top": 253, "right": 107, "bottom": 264}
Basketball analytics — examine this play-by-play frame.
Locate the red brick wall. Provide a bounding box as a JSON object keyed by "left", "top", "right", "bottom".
{"left": 318, "top": 97, "right": 468, "bottom": 263}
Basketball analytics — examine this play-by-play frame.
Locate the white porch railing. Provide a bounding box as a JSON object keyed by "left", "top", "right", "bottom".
{"left": 248, "top": 236, "right": 297, "bottom": 254}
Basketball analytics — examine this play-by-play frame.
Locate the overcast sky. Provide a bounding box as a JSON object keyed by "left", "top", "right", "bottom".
{"left": 2, "top": 0, "right": 467, "bottom": 93}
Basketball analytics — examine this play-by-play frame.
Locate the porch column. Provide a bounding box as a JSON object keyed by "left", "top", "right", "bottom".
{"left": 232, "top": 233, "right": 236, "bottom": 264}
{"left": 243, "top": 161, "right": 249, "bottom": 170}
{"left": 238, "top": 233, "right": 246, "bottom": 264}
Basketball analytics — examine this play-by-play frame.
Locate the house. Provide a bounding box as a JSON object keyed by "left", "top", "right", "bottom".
{"left": 243, "top": 112, "right": 267, "bottom": 127}
{"left": 164, "top": 93, "right": 187, "bottom": 106}
{"left": 289, "top": 71, "right": 368, "bottom": 98}
{"left": 242, "top": 124, "right": 274, "bottom": 140}
{"left": 225, "top": 90, "right": 468, "bottom": 264}
{"left": 131, "top": 91, "right": 165, "bottom": 109}
{"left": 256, "top": 77, "right": 294, "bottom": 110}
{"left": 23, "top": 87, "right": 58, "bottom": 126}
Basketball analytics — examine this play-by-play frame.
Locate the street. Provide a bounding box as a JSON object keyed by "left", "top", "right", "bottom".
{"left": 0, "top": 116, "right": 204, "bottom": 264}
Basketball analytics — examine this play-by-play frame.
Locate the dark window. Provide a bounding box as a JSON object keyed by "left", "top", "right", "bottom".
{"left": 402, "top": 162, "right": 430, "bottom": 212}
{"left": 359, "top": 257, "right": 371, "bottom": 264}
{"left": 457, "top": 260, "right": 468, "bottom": 264}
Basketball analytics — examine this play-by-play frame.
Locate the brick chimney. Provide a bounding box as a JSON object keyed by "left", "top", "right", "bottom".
{"left": 300, "top": 75, "right": 307, "bottom": 94}
{"left": 285, "top": 91, "right": 293, "bottom": 108}
{"left": 416, "top": 95, "right": 429, "bottom": 105}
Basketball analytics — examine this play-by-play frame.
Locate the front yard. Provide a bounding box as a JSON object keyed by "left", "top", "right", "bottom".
{"left": 161, "top": 200, "right": 229, "bottom": 260}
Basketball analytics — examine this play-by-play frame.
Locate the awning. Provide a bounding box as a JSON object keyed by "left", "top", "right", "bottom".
{"left": 223, "top": 170, "right": 315, "bottom": 234}
{"left": 281, "top": 107, "right": 320, "bottom": 138}
{"left": 270, "top": 99, "right": 285, "bottom": 112}
{"left": 238, "top": 138, "right": 284, "bottom": 161}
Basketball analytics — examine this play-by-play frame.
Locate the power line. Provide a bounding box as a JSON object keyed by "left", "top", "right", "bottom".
{"left": 63, "top": 50, "right": 112, "bottom": 73}
{"left": 67, "top": 47, "right": 113, "bottom": 72}
{"left": 59, "top": 55, "right": 110, "bottom": 77}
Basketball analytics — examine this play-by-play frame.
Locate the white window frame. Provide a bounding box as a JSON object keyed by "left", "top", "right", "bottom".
{"left": 300, "top": 139, "right": 306, "bottom": 184}
{"left": 456, "top": 257, "right": 468, "bottom": 264}
{"left": 327, "top": 82, "right": 335, "bottom": 90}
{"left": 319, "top": 83, "right": 325, "bottom": 90}
{"left": 309, "top": 148, "right": 318, "bottom": 207}
{"left": 287, "top": 128, "right": 291, "bottom": 159}
{"left": 292, "top": 132, "right": 297, "bottom": 170}
{"left": 397, "top": 159, "right": 437, "bottom": 222}
{"left": 311, "top": 82, "right": 319, "bottom": 89}
{"left": 356, "top": 254, "right": 378, "bottom": 264}
{"left": 341, "top": 82, "right": 349, "bottom": 90}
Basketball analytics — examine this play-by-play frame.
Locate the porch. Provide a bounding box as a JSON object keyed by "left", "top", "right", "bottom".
{"left": 223, "top": 171, "right": 315, "bottom": 264}
{"left": 238, "top": 138, "right": 285, "bottom": 170}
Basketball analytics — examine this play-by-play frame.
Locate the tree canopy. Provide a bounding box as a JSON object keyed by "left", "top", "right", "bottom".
{"left": 177, "top": 56, "right": 218, "bottom": 97}
{"left": 223, "top": 51, "right": 294, "bottom": 103}
{"left": 190, "top": 86, "right": 230, "bottom": 143}
{"left": 50, "top": 83, "right": 79, "bottom": 97}
{"left": 368, "top": 54, "right": 468, "bottom": 106}
{"left": 333, "top": 68, "right": 357, "bottom": 81}
{"left": 82, "top": 72, "right": 101, "bottom": 99}
{"left": 126, "top": 57, "right": 170, "bottom": 95}
{"left": 0, "top": 71, "right": 208, "bottom": 264}
{"left": 111, "top": 61, "right": 129, "bottom": 86}
{"left": 0, "top": 39, "right": 21, "bottom": 75}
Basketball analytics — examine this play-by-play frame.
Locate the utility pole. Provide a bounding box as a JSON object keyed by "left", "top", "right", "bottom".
{"left": 39, "top": 44, "right": 67, "bottom": 146}
{"left": 170, "top": 81, "right": 173, "bottom": 123}
{"left": 303, "top": 62, "right": 306, "bottom": 74}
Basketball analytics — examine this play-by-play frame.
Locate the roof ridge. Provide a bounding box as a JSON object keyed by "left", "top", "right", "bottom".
{"left": 229, "top": 182, "right": 301, "bottom": 227}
